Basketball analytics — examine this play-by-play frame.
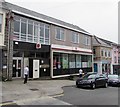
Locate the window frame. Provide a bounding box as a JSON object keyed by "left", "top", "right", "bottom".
{"left": 0, "top": 14, "right": 3, "bottom": 33}
{"left": 71, "top": 31, "right": 79, "bottom": 44}
{"left": 55, "top": 27, "right": 65, "bottom": 41}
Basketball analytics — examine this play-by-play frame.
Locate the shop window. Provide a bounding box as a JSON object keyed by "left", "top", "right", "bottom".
{"left": 69, "top": 54, "right": 75, "bottom": 68}
{"left": 76, "top": 54, "right": 81, "bottom": 68}
{"left": 0, "top": 14, "right": 3, "bottom": 33}
{"left": 53, "top": 53, "right": 61, "bottom": 69}
{"left": 62, "top": 54, "right": 68, "bottom": 69}
{"left": 81, "top": 55, "right": 92, "bottom": 68}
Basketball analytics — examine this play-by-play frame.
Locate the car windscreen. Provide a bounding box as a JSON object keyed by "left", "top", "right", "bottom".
{"left": 108, "top": 75, "right": 118, "bottom": 79}
{"left": 83, "top": 74, "right": 96, "bottom": 79}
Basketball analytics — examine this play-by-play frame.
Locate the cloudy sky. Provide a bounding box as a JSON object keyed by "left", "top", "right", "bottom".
{"left": 5, "top": 0, "right": 119, "bottom": 43}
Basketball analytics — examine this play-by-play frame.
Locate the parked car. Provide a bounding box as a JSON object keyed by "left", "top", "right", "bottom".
{"left": 108, "top": 74, "right": 120, "bottom": 87}
{"left": 76, "top": 72, "right": 108, "bottom": 89}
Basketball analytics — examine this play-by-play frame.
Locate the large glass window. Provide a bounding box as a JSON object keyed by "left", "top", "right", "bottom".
{"left": 45, "top": 24, "right": 50, "bottom": 44}
{"left": 40, "top": 23, "right": 44, "bottom": 44}
{"left": 21, "top": 19, "right": 27, "bottom": 41}
{"left": 81, "top": 55, "right": 92, "bottom": 67}
{"left": 28, "top": 21, "right": 33, "bottom": 42}
{"left": 14, "top": 20, "right": 20, "bottom": 40}
{"left": 76, "top": 55, "right": 81, "bottom": 68}
{"left": 62, "top": 54, "right": 68, "bottom": 69}
{"left": 53, "top": 53, "right": 61, "bottom": 69}
{"left": 13, "top": 16, "right": 50, "bottom": 44}
{"left": 34, "top": 23, "right": 38, "bottom": 43}
{"left": 72, "top": 32, "right": 79, "bottom": 43}
{"left": 69, "top": 54, "right": 75, "bottom": 68}
{"left": 55, "top": 27, "right": 64, "bottom": 40}
{"left": 0, "top": 14, "right": 3, "bottom": 32}
{"left": 14, "top": 20, "right": 20, "bottom": 33}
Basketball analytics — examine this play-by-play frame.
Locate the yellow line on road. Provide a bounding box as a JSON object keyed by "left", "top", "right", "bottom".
{"left": 0, "top": 102, "right": 15, "bottom": 106}
{"left": 52, "top": 93, "right": 64, "bottom": 97}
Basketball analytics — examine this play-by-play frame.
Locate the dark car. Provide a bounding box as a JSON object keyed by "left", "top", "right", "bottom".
{"left": 108, "top": 74, "right": 120, "bottom": 87}
{"left": 76, "top": 72, "right": 108, "bottom": 89}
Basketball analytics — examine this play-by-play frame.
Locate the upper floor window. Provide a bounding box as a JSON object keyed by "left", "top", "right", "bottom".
{"left": 85, "top": 36, "right": 90, "bottom": 45}
{"left": 114, "top": 56, "right": 117, "bottom": 63}
{"left": 0, "top": 14, "right": 3, "bottom": 33}
{"left": 71, "top": 32, "right": 79, "bottom": 43}
{"left": 93, "top": 48, "right": 96, "bottom": 55}
{"left": 105, "top": 51, "right": 107, "bottom": 57}
{"left": 55, "top": 27, "right": 65, "bottom": 41}
{"left": 101, "top": 50, "right": 104, "bottom": 56}
{"left": 13, "top": 16, "right": 50, "bottom": 45}
{"left": 108, "top": 51, "right": 111, "bottom": 57}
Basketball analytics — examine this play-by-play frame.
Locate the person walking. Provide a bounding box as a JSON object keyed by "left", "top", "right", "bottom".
{"left": 24, "top": 66, "right": 29, "bottom": 84}
{"left": 79, "top": 69, "right": 83, "bottom": 78}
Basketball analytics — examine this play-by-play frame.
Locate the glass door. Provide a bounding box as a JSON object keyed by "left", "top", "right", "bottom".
{"left": 13, "top": 58, "right": 22, "bottom": 77}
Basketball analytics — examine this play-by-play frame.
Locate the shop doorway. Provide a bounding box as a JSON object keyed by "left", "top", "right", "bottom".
{"left": 13, "top": 58, "right": 22, "bottom": 78}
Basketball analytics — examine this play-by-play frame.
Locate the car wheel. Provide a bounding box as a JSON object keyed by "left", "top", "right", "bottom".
{"left": 91, "top": 83, "right": 95, "bottom": 89}
{"left": 104, "top": 82, "right": 108, "bottom": 88}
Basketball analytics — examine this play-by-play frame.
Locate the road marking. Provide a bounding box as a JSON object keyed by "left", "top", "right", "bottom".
{"left": 52, "top": 93, "right": 64, "bottom": 98}
{"left": 0, "top": 102, "right": 15, "bottom": 106}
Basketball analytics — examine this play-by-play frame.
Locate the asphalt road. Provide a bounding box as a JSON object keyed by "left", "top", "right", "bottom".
{"left": 56, "top": 85, "right": 119, "bottom": 105}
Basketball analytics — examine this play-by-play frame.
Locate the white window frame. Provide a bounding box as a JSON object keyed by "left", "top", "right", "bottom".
{"left": 55, "top": 27, "right": 65, "bottom": 41}
{"left": 85, "top": 36, "right": 90, "bottom": 46}
{"left": 0, "top": 14, "right": 3, "bottom": 33}
{"left": 71, "top": 32, "right": 79, "bottom": 44}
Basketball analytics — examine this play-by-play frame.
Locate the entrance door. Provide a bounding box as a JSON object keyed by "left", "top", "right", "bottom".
{"left": 13, "top": 58, "right": 22, "bottom": 77}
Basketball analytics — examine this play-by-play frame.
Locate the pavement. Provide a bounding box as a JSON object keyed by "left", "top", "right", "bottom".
{"left": 0, "top": 78, "right": 76, "bottom": 105}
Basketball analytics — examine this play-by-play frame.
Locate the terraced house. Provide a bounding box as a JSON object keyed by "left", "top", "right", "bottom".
{"left": 92, "top": 36, "right": 112, "bottom": 74}
{"left": 0, "top": 1, "right": 93, "bottom": 80}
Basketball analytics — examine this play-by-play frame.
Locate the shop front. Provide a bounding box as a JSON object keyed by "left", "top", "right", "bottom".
{"left": 13, "top": 41, "right": 50, "bottom": 79}
{"left": 51, "top": 47, "right": 93, "bottom": 78}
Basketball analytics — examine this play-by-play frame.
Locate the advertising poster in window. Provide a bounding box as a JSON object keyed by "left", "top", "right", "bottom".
{"left": 62, "top": 54, "right": 68, "bottom": 69}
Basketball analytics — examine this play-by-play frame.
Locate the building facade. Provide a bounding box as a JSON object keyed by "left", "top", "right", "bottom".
{"left": 92, "top": 36, "right": 112, "bottom": 74}
{"left": 1, "top": 1, "right": 93, "bottom": 80}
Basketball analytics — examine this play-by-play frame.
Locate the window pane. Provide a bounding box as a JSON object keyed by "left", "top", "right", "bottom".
{"left": 62, "top": 54, "right": 68, "bottom": 69}
{"left": 0, "top": 14, "right": 3, "bottom": 32}
{"left": 45, "top": 28, "right": 49, "bottom": 39}
{"left": 21, "top": 22, "right": 26, "bottom": 34}
{"left": 69, "top": 54, "right": 75, "bottom": 68}
{"left": 28, "top": 24, "right": 33, "bottom": 35}
{"left": 61, "top": 30, "right": 64, "bottom": 40}
{"left": 56, "top": 28, "right": 60, "bottom": 39}
{"left": 40, "top": 26, "right": 44, "bottom": 37}
{"left": 14, "top": 20, "right": 20, "bottom": 32}
{"left": 76, "top": 55, "right": 81, "bottom": 68}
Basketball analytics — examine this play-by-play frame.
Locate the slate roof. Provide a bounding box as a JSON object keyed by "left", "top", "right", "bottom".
{"left": 92, "top": 36, "right": 112, "bottom": 48}
{"left": 2, "top": 1, "right": 91, "bottom": 36}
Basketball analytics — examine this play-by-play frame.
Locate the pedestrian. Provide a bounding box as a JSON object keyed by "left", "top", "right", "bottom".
{"left": 24, "top": 66, "right": 29, "bottom": 84}
{"left": 79, "top": 69, "right": 83, "bottom": 78}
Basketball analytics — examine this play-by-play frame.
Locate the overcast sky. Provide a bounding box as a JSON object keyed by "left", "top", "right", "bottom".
{"left": 5, "top": 0, "right": 119, "bottom": 43}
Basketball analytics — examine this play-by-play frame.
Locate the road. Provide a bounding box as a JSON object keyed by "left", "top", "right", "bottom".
{"left": 55, "top": 85, "right": 119, "bottom": 105}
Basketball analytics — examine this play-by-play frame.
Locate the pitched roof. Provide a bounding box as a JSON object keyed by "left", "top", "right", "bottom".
{"left": 3, "top": 2, "right": 91, "bottom": 36}
{"left": 92, "top": 36, "right": 112, "bottom": 48}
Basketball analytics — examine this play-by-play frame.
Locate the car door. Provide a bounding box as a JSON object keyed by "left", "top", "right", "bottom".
{"left": 95, "top": 74, "right": 101, "bottom": 87}
{"left": 99, "top": 75, "right": 106, "bottom": 86}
